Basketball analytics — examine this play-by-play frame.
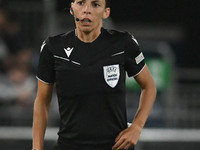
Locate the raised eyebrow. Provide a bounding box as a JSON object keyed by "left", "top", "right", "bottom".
{"left": 92, "top": 0, "right": 102, "bottom": 3}
{"left": 78, "top": 0, "right": 85, "bottom": 2}
{"left": 78, "top": 0, "right": 102, "bottom": 3}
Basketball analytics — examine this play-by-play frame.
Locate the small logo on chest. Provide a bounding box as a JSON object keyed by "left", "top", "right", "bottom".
{"left": 103, "top": 64, "right": 120, "bottom": 88}
{"left": 64, "top": 47, "right": 74, "bottom": 57}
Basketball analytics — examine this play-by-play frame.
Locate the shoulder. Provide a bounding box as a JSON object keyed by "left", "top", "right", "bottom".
{"left": 40, "top": 30, "right": 75, "bottom": 53}
{"left": 102, "top": 28, "right": 136, "bottom": 43}
{"left": 47, "top": 30, "right": 75, "bottom": 44}
{"left": 102, "top": 28, "right": 129, "bottom": 38}
{"left": 42, "top": 30, "right": 75, "bottom": 52}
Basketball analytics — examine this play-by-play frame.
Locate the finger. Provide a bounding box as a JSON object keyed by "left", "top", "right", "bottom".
{"left": 112, "top": 138, "right": 125, "bottom": 150}
{"left": 124, "top": 143, "right": 134, "bottom": 150}
{"left": 115, "top": 131, "right": 124, "bottom": 142}
{"left": 116, "top": 140, "right": 128, "bottom": 150}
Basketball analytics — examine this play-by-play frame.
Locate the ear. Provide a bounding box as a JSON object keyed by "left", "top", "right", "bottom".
{"left": 103, "top": 8, "right": 110, "bottom": 19}
{"left": 70, "top": 2, "right": 74, "bottom": 15}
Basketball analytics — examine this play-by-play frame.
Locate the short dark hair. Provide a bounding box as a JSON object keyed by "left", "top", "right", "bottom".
{"left": 72, "top": 0, "right": 110, "bottom": 8}
{"left": 105, "top": 0, "right": 110, "bottom": 8}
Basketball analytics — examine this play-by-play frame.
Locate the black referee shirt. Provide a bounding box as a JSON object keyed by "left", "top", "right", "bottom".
{"left": 37, "top": 28, "right": 145, "bottom": 150}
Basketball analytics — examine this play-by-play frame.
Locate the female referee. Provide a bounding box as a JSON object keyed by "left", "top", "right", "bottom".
{"left": 32, "top": 0, "right": 157, "bottom": 150}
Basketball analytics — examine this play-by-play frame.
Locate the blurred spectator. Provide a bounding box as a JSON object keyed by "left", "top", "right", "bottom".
{"left": 0, "top": 7, "right": 23, "bottom": 72}
{"left": 0, "top": 7, "right": 36, "bottom": 126}
{"left": 0, "top": 51, "right": 36, "bottom": 105}
{"left": 0, "top": 49, "right": 36, "bottom": 125}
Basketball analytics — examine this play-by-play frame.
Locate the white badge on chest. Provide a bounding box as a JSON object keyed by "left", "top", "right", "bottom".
{"left": 103, "top": 64, "right": 120, "bottom": 88}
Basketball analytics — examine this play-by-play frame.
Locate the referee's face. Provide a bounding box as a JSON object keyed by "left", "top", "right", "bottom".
{"left": 71, "top": 0, "right": 110, "bottom": 34}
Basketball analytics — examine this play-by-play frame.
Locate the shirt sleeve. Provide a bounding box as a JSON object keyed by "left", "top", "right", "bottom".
{"left": 36, "top": 38, "right": 55, "bottom": 84}
{"left": 124, "top": 33, "right": 145, "bottom": 77}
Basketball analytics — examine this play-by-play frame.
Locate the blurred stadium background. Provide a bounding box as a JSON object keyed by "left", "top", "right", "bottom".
{"left": 0, "top": 0, "right": 200, "bottom": 149}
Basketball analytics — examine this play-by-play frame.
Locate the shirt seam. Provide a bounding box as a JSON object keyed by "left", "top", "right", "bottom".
{"left": 36, "top": 76, "right": 54, "bottom": 85}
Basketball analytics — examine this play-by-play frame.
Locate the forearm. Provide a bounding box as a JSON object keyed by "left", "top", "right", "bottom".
{"left": 132, "top": 87, "right": 156, "bottom": 129}
{"left": 32, "top": 98, "right": 50, "bottom": 150}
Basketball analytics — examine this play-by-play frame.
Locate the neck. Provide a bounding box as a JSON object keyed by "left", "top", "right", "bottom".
{"left": 76, "top": 26, "right": 102, "bottom": 43}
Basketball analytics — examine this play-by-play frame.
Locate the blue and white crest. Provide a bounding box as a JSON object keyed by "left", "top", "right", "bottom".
{"left": 103, "top": 64, "right": 120, "bottom": 88}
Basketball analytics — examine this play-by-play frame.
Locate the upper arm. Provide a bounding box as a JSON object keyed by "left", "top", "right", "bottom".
{"left": 35, "top": 38, "right": 55, "bottom": 107}
{"left": 134, "top": 65, "right": 156, "bottom": 90}
{"left": 124, "top": 33, "right": 145, "bottom": 77}
{"left": 36, "top": 80, "right": 54, "bottom": 106}
{"left": 37, "top": 38, "right": 55, "bottom": 84}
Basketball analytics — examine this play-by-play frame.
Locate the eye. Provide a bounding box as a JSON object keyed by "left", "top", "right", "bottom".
{"left": 77, "top": 1, "right": 84, "bottom": 6}
{"left": 93, "top": 3, "right": 100, "bottom": 8}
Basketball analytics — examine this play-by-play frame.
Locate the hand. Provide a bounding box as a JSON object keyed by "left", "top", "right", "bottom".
{"left": 112, "top": 124, "right": 142, "bottom": 150}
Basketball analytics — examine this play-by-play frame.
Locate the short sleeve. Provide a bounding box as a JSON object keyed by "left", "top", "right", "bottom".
{"left": 36, "top": 38, "right": 55, "bottom": 84}
{"left": 124, "top": 33, "right": 145, "bottom": 77}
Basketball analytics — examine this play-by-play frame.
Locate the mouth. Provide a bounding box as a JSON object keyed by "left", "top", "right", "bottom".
{"left": 81, "top": 18, "right": 92, "bottom": 23}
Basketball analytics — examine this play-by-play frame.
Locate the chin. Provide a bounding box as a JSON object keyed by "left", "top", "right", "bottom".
{"left": 80, "top": 26, "right": 93, "bottom": 33}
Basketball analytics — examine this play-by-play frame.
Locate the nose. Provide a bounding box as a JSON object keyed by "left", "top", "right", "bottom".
{"left": 83, "top": 4, "right": 91, "bottom": 14}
